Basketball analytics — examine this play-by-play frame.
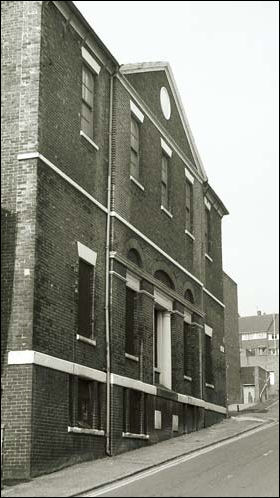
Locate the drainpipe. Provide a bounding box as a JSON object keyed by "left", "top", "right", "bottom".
{"left": 105, "top": 71, "right": 115, "bottom": 456}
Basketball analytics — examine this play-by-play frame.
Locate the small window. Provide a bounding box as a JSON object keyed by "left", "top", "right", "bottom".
{"left": 81, "top": 65, "right": 94, "bottom": 139}
{"left": 130, "top": 117, "right": 140, "bottom": 180}
{"left": 184, "top": 323, "right": 192, "bottom": 378}
{"left": 269, "top": 371, "right": 275, "bottom": 385}
{"left": 154, "top": 270, "right": 174, "bottom": 290}
{"left": 185, "top": 180, "right": 193, "bottom": 233}
{"left": 123, "top": 388, "right": 142, "bottom": 434}
{"left": 78, "top": 259, "right": 94, "bottom": 338}
{"left": 205, "top": 334, "right": 213, "bottom": 384}
{"left": 205, "top": 208, "right": 211, "bottom": 255}
{"left": 185, "top": 289, "right": 194, "bottom": 304}
{"left": 125, "top": 287, "right": 138, "bottom": 356}
{"left": 161, "top": 154, "right": 169, "bottom": 209}
{"left": 127, "top": 248, "right": 142, "bottom": 267}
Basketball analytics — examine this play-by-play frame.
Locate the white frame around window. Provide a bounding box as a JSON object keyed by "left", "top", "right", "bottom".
{"left": 204, "top": 197, "right": 211, "bottom": 211}
{"left": 160, "top": 137, "right": 172, "bottom": 157}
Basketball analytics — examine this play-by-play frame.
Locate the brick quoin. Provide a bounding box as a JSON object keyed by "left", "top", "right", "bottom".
{"left": 1, "top": 1, "right": 231, "bottom": 480}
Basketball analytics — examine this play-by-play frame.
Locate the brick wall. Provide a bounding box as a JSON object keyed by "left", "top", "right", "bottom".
{"left": 223, "top": 272, "right": 241, "bottom": 405}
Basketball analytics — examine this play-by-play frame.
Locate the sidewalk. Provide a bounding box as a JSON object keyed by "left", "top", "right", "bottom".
{"left": 2, "top": 410, "right": 276, "bottom": 498}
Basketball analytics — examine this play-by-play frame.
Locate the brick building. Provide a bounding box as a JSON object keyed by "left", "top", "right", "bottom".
{"left": 240, "top": 366, "right": 269, "bottom": 404}
{"left": 223, "top": 272, "right": 241, "bottom": 406}
{"left": 2, "top": 1, "right": 229, "bottom": 480}
{"left": 239, "top": 312, "right": 279, "bottom": 399}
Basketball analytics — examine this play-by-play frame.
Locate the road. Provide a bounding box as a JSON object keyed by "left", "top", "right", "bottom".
{"left": 82, "top": 421, "right": 279, "bottom": 497}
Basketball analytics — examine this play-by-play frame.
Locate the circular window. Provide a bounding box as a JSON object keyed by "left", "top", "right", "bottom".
{"left": 160, "top": 87, "right": 171, "bottom": 120}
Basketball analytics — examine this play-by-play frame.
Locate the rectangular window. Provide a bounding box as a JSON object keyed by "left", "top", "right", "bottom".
{"left": 161, "top": 154, "right": 169, "bottom": 209}
{"left": 185, "top": 180, "right": 193, "bottom": 233}
{"left": 205, "top": 208, "right": 211, "bottom": 255}
{"left": 154, "top": 309, "right": 159, "bottom": 369}
{"left": 69, "top": 377, "right": 102, "bottom": 430}
{"left": 125, "top": 287, "right": 138, "bottom": 356}
{"left": 184, "top": 323, "right": 192, "bottom": 378}
{"left": 123, "top": 388, "right": 142, "bottom": 434}
{"left": 78, "top": 258, "right": 94, "bottom": 338}
{"left": 130, "top": 117, "right": 140, "bottom": 180}
{"left": 81, "top": 65, "right": 94, "bottom": 139}
{"left": 205, "top": 334, "right": 213, "bottom": 384}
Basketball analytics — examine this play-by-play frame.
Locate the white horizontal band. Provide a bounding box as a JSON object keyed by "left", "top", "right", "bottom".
{"left": 110, "top": 373, "right": 157, "bottom": 395}
{"left": 8, "top": 351, "right": 226, "bottom": 414}
{"left": 17, "top": 152, "right": 108, "bottom": 214}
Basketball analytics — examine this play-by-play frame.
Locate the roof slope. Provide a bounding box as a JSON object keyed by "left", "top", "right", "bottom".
{"left": 239, "top": 313, "right": 279, "bottom": 334}
{"left": 120, "top": 62, "right": 208, "bottom": 182}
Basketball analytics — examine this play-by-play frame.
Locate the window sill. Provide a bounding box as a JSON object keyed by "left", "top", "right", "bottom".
{"left": 68, "top": 426, "right": 105, "bottom": 436}
{"left": 125, "top": 353, "right": 139, "bottom": 362}
{"left": 80, "top": 130, "right": 99, "bottom": 151}
{"left": 184, "top": 375, "right": 192, "bottom": 382}
{"left": 76, "top": 334, "right": 96, "bottom": 347}
{"left": 161, "top": 205, "right": 173, "bottom": 219}
{"left": 185, "top": 229, "right": 195, "bottom": 241}
{"left": 205, "top": 383, "right": 215, "bottom": 389}
{"left": 205, "top": 253, "right": 213, "bottom": 263}
{"left": 122, "top": 432, "right": 149, "bottom": 440}
{"left": 130, "top": 176, "right": 145, "bottom": 191}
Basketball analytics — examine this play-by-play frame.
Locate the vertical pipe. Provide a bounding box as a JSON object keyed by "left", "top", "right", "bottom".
{"left": 105, "top": 72, "right": 115, "bottom": 456}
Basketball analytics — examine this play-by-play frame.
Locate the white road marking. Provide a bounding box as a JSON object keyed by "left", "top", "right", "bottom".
{"left": 78, "top": 421, "right": 278, "bottom": 497}
{"left": 263, "top": 450, "right": 273, "bottom": 456}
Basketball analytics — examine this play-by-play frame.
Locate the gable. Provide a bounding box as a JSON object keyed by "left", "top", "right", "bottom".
{"left": 120, "top": 63, "right": 207, "bottom": 180}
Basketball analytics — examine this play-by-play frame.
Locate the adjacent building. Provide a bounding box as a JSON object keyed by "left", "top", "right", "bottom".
{"left": 2, "top": 1, "right": 229, "bottom": 480}
{"left": 239, "top": 312, "right": 279, "bottom": 400}
{"left": 223, "top": 272, "right": 241, "bottom": 406}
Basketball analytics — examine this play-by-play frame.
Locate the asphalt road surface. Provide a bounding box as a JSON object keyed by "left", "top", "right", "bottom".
{"left": 84, "top": 422, "right": 279, "bottom": 497}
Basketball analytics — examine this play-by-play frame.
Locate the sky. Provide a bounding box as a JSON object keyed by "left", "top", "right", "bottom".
{"left": 75, "top": 1, "right": 279, "bottom": 317}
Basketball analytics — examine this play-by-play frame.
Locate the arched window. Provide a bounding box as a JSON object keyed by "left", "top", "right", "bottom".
{"left": 127, "top": 249, "right": 142, "bottom": 268}
{"left": 154, "top": 270, "right": 174, "bottom": 290}
{"left": 185, "top": 289, "right": 194, "bottom": 304}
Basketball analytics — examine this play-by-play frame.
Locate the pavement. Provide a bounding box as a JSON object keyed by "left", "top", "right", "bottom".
{"left": 1, "top": 398, "right": 278, "bottom": 498}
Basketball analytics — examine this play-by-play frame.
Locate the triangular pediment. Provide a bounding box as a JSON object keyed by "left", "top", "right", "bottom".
{"left": 120, "top": 62, "right": 207, "bottom": 181}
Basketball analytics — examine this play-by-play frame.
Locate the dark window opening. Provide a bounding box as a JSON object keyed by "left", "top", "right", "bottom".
{"left": 125, "top": 287, "right": 138, "bottom": 356}
{"left": 154, "top": 270, "right": 174, "bottom": 290}
{"left": 185, "top": 289, "right": 194, "bottom": 304}
{"left": 185, "top": 180, "right": 193, "bottom": 233}
{"left": 161, "top": 154, "right": 169, "bottom": 209}
{"left": 78, "top": 258, "right": 94, "bottom": 338}
{"left": 130, "top": 117, "right": 140, "bottom": 180}
{"left": 123, "top": 388, "right": 142, "bottom": 434}
{"left": 205, "top": 335, "right": 213, "bottom": 384}
{"left": 127, "top": 248, "right": 142, "bottom": 267}
{"left": 184, "top": 323, "right": 192, "bottom": 378}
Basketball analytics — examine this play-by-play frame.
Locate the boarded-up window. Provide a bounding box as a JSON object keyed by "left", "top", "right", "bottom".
{"left": 130, "top": 117, "right": 140, "bottom": 179}
{"left": 78, "top": 259, "right": 94, "bottom": 338}
{"left": 125, "top": 287, "right": 137, "bottom": 355}
{"left": 205, "top": 208, "right": 211, "bottom": 255}
{"left": 70, "top": 377, "right": 102, "bottom": 430}
{"left": 205, "top": 335, "right": 213, "bottom": 384}
{"left": 184, "top": 323, "right": 192, "bottom": 378}
{"left": 123, "top": 388, "right": 142, "bottom": 434}
{"left": 81, "top": 65, "right": 94, "bottom": 139}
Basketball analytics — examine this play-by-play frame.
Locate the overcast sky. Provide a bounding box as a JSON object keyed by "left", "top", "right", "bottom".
{"left": 75, "top": 1, "right": 279, "bottom": 317}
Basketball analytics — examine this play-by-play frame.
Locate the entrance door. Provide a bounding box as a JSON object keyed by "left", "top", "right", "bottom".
{"left": 243, "top": 385, "right": 255, "bottom": 404}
